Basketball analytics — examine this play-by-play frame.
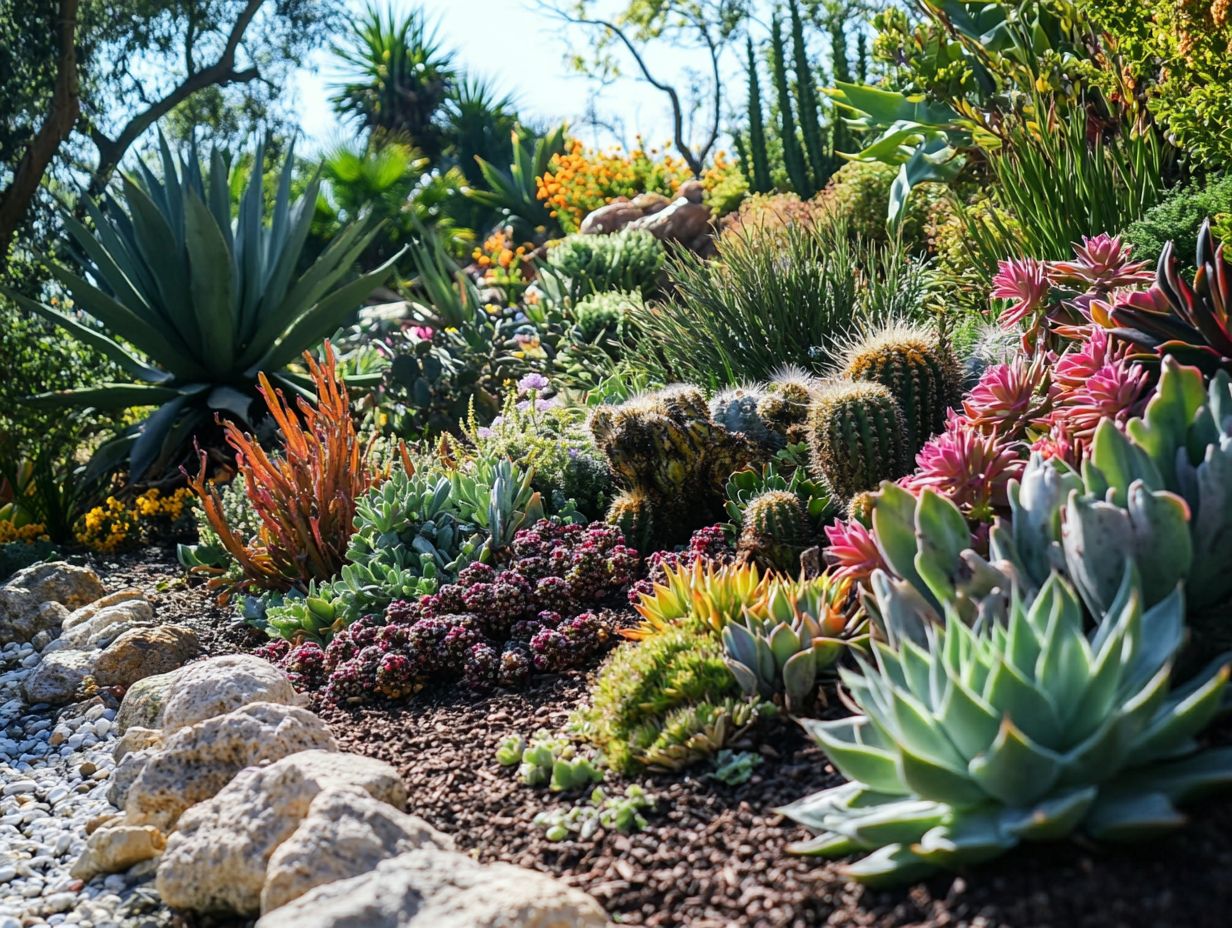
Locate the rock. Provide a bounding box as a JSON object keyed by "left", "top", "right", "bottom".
{"left": 627, "top": 197, "right": 712, "bottom": 247}
{"left": 62, "top": 597, "right": 154, "bottom": 649}
{"left": 677, "top": 179, "right": 704, "bottom": 203}
{"left": 0, "top": 562, "right": 104, "bottom": 642}
{"left": 630, "top": 191, "right": 672, "bottom": 214}
{"left": 22, "top": 649, "right": 98, "bottom": 704}
{"left": 579, "top": 199, "right": 643, "bottom": 235}
{"left": 70, "top": 823, "right": 166, "bottom": 881}
{"left": 255, "top": 848, "right": 608, "bottom": 928}
{"left": 157, "top": 752, "right": 410, "bottom": 915}
{"left": 94, "top": 625, "right": 201, "bottom": 688}
{"left": 113, "top": 725, "right": 164, "bottom": 761}
{"left": 262, "top": 787, "right": 450, "bottom": 913}
{"left": 161, "top": 655, "right": 299, "bottom": 733}
{"left": 62, "top": 588, "right": 145, "bottom": 634}
{"left": 107, "top": 745, "right": 161, "bottom": 809}
{"left": 125, "top": 702, "right": 337, "bottom": 830}
{"left": 115, "top": 670, "right": 179, "bottom": 734}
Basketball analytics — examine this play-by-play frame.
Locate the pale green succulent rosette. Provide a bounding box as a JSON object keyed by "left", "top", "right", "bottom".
{"left": 780, "top": 568, "right": 1232, "bottom": 886}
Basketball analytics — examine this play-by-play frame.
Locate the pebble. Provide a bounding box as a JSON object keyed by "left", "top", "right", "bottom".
{"left": 0, "top": 618, "right": 165, "bottom": 928}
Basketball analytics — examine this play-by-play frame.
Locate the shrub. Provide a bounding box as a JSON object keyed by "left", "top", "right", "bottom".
{"left": 783, "top": 569, "right": 1232, "bottom": 886}
{"left": 187, "top": 344, "right": 388, "bottom": 601}
{"left": 545, "top": 231, "right": 665, "bottom": 298}
{"left": 1121, "top": 175, "right": 1232, "bottom": 267}
{"left": 4, "top": 137, "right": 398, "bottom": 479}
{"left": 75, "top": 488, "right": 194, "bottom": 553}
{"left": 572, "top": 624, "right": 773, "bottom": 773}
{"left": 815, "top": 161, "right": 945, "bottom": 253}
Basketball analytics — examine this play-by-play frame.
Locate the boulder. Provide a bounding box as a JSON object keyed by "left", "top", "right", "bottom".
{"left": 262, "top": 787, "right": 450, "bottom": 913}
{"left": 62, "top": 588, "right": 146, "bottom": 635}
{"left": 677, "top": 179, "right": 704, "bottom": 203}
{"left": 125, "top": 702, "right": 337, "bottom": 830}
{"left": 62, "top": 597, "right": 153, "bottom": 649}
{"left": 0, "top": 562, "right": 105, "bottom": 642}
{"left": 254, "top": 848, "right": 608, "bottom": 928}
{"left": 94, "top": 625, "right": 201, "bottom": 688}
{"left": 630, "top": 191, "right": 672, "bottom": 214}
{"left": 70, "top": 822, "right": 166, "bottom": 881}
{"left": 113, "top": 725, "right": 164, "bottom": 761}
{"left": 115, "top": 669, "right": 179, "bottom": 734}
{"left": 627, "top": 197, "right": 712, "bottom": 248}
{"left": 157, "top": 752, "right": 410, "bottom": 915}
{"left": 161, "top": 655, "right": 299, "bottom": 733}
{"left": 23, "top": 649, "right": 98, "bottom": 704}
{"left": 107, "top": 744, "right": 161, "bottom": 809}
{"left": 579, "top": 198, "right": 642, "bottom": 235}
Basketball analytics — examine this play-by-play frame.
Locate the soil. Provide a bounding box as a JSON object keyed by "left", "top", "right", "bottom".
{"left": 75, "top": 545, "right": 1232, "bottom": 927}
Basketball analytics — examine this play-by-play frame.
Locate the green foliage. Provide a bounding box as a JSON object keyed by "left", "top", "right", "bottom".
{"left": 817, "top": 160, "right": 947, "bottom": 253}
{"left": 449, "top": 457, "right": 546, "bottom": 558}
{"left": 545, "top": 231, "right": 665, "bottom": 299}
{"left": 708, "top": 749, "right": 762, "bottom": 786}
{"left": 5, "top": 135, "right": 397, "bottom": 480}
{"left": 0, "top": 541, "right": 58, "bottom": 583}
{"left": 470, "top": 125, "right": 569, "bottom": 238}
{"left": 589, "top": 385, "right": 760, "bottom": 548}
{"left": 177, "top": 474, "right": 259, "bottom": 575}
{"left": 839, "top": 323, "right": 962, "bottom": 454}
{"left": 637, "top": 221, "right": 934, "bottom": 386}
{"left": 783, "top": 568, "right": 1232, "bottom": 886}
{"left": 724, "top": 448, "right": 835, "bottom": 530}
{"left": 496, "top": 730, "right": 604, "bottom": 791}
{"left": 807, "top": 381, "right": 910, "bottom": 501}
{"left": 550, "top": 290, "right": 641, "bottom": 397}
{"left": 573, "top": 626, "right": 773, "bottom": 774}
{"left": 533, "top": 785, "right": 655, "bottom": 842}
{"left": 1122, "top": 175, "right": 1232, "bottom": 267}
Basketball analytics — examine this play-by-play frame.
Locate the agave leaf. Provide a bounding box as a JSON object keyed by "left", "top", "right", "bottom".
{"left": 1130, "top": 662, "right": 1229, "bottom": 764}
{"left": 999, "top": 785, "right": 1097, "bottom": 841}
{"left": 934, "top": 676, "right": 1000, "bottom": 761}
{"left": 897, "top": 742, "right": 988, "bottom": 806}
{"left": 912, "top": 810, "right": 1016, "bottom": 867}
{"left": 23, "top": 383, "right": 186, "bottom": 410}
{"left": 785, "top": 831, "right": 861, "bottom": 857}
{"left": 982, "top": 656, "right": 1063, "bottom": 749}
{"left": 184, "top": 189, "right": 236, "bottom": 372}
{"left": 840, "top": 842, "right": 940, "bottom": 888}
{"left": 967, "top": 718, "right": 1063, "bottom": 807}
{"left": 806, "top": 718, "right": 907, "bottom": 795}
{"left": 1083, "top": 790, "right": 1187, "bottom": 841}
{"left": 837, "top": 798, "right": 949, "bottom": 848}
{"left": 1115, "top": 745, "right": 1232, "bottom": 803}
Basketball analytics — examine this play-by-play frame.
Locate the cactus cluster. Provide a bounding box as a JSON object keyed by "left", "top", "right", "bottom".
{"left": 806, "top": 381, "right": 910, "bottom": 502}
{"left": 590, "top": 386, "right": 761, "bottom": 549}
{"left": 736, "top": 489, "right": 812, "bottom": 573}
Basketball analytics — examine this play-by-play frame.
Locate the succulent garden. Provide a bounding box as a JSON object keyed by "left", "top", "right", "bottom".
{"left": 4, "top": 1, "right": 1232, "bottom": 926}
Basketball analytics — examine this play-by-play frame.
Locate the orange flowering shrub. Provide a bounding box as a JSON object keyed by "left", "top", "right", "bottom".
{"left": 535, "top": 138, "right": 691, "bottom": 233}
{"left": 472, "top": 229, "right": 534, "bottom": 288}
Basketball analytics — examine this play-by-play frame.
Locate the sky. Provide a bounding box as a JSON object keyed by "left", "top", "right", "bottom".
{"left": 292, "top": 0, "right": 723, "bottom": 155}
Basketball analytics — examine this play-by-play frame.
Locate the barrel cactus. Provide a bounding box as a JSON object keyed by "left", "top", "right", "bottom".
{"left": 757, "top": 369, "right": 817, "bottom": 444}
{"left": 737, "top": 490, "right": 812, "bottom": 574}
{"left": 782, "top": 567, "right": 1232, "bottom": 886}
{"left": 840, "top": 324, "right": 962, "bottom": 453}
{"left": 607, "top": 489, "right": 655, "bottom": 553}
{"left": 807, "top": 382, "right": 910, "bottom": 501}
{"left": 710, "top": 385, "right": 783, "bottom": 450}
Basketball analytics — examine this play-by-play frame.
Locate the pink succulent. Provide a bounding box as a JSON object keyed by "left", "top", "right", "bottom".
{"left": 902, "top": 415, "right": 1025, "bottom": 521}
{"left": 1053, "top": 325, "right": 1120, "bottom": 393}
{"left": 823, "top": 518, "right": 887, "bottom": 587}
{"left": 1030, "top": 421, "right": 1079, "bottom": 467}
{"left": 1048, "top": 233, "right": 1154, "bottom": 292}
{"left": 1054, "top": 357, "right": 1150, "bottom": 447}
{"left": 962, "top": 356, "right": 1052, "bottom": 439}
{"left": 990, "top": 257, "right": 1051, "bottom": 327}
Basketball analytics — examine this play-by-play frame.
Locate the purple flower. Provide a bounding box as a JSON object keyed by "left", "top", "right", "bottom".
{"left": 517, "top": 372, "right": 550, "bottom": 395}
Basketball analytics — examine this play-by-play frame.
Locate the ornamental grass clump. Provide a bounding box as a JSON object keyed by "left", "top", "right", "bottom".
{"left": 187, "top": 343, "right": 389, "bottom": 600}
{"left": 782, "top": 568, "right": 1232, "bottom": 887}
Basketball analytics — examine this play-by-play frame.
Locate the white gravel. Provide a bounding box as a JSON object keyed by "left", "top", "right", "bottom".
{"left": 0, "top": 640, "right": 169, "bottom": 928}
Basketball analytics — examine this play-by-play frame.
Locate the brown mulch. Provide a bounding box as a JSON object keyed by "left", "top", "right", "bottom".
{"left": 88, "top": 544, "right": 1232, "bottom": 927}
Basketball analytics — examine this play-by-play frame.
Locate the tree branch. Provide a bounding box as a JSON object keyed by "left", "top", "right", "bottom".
{"left": 88, "top": 0, "right": 266, "bottom": 194}
{"left": 0, "top": 0, "right": 81, "bottom": 270}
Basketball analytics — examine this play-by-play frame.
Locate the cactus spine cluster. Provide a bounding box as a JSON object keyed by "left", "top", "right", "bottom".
{"left": 737, "top": 490, "right": 812, "bottom": 574}
{"left": 840, "top": 325, "right": 962, "bottom": 454}
{"left": 590, "top": 386, "right": 760, "bottom": 549}
{"left": 806, "top": 381, "right": 910, "bottom": 501}
{"left": 756, "top": 370, "right": 816, "bottom": 444}
{"left": 710, "top": 386, "right": 782, "bottom": 451}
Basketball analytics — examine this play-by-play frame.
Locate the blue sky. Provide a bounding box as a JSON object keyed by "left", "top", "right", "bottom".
{"left": 293, "top": 0, "right": 723, "bottom": 154}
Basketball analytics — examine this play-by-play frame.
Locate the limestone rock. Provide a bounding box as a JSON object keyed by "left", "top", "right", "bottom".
{"left": 23, "top": 649, "right": 98, "bottom": 705}
{"left": 62, "top": 597, "right": 154, "bottom": 649}
{"left": 0, "top": 562, "right": 105, "bottom": 642}
{"left": 677, "top": 179, "right": 704, "bottom": 203}
{"left": 62, "top": 588, "right": 146, "bottom": 635}
{"left": 161, "top": 655, "right": 298, "bottom": 733}
{"left": 255, "top": 848, "right": 608, "bottom": 928}
{"left": 115, "top": 670, "right": 179, "bottom": 734}
{"left": 107, "top": 745, "right": 161, "bottom": 809}
{"left": 157, "top": 751, "right": 408, "bottom": 915}
{"left": 579, "top": 198, "right": 642, "bottom": 235}
{"left": 95, "top": 625, "right": 201, "bottom": 688}
{"left": 627, "top": 197, "right": 712, "bottom": 248}
{"left": 125, "top": 702, "right": 336, "bottom": 830}
{"left": 630, "top": 191, "right": 672, "bottom": 214}
{"left": 113, "top": 726, "right": 164, "bottom": 762}
{"left": 71, "top": 822, "right": 166, "bottom": 881}
{"left": 262, "top": 787, "right": 450, "bottom": 913}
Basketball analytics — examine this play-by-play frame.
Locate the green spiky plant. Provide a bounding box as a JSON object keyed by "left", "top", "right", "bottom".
{"left": 7, "top": 136, "right": 398, "bottom": 479}
{"left": 839, "top": 324, "right": 963, "bottom": 453}
{"left": 781, "top": 566, "right": 1232, "bottom": 887}
{"left": 757, "top": 370, "right": 818, "bottom": 445}
{"left": 711, "top": 385, "right": 781, "bottom": 450}
{"left": 807, "top": 382, "right": 910, "bottom": 501}
{"left": 589, "top": 386, "right": 760, "bottom": 548}
{"left": 737, "top": 490, "right": 812, "bottom": 574}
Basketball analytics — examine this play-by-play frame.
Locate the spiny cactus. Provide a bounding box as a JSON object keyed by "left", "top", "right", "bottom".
{"left": 710, "top": 385, "right": 783, "bottom": 450}
{"left": 807, "top": 381, "right": 910, "bottom": 501}
{"left": 757, "top": 368, "right": 818, "bottom": 444}
{"left": 737, "top": 490, "right": 812, "bottom": 574}
{"left": 846, "top": 490, "right": 877, "bottom": 526}
{"left": 590, "top": 387, "right": 761, "bottom": 548}
{"left": 839, "top": 324, "right": 962, "bottom": 453}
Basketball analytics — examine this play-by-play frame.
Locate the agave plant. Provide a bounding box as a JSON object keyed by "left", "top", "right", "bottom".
{"left": 782, "top": 568, "right": 1232, "bottom": 886}
{"left": 1109, "top": 219, "right": 1232, "bottom": 374}
{"left": 6, "top": 136, "right": 398, "bottom": 478}
{"left": 469, "top": 124, "right": 568, "bottom": 236}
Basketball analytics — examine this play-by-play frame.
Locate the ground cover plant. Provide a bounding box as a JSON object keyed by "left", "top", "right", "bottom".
{"left": 5, "top": 2, "right": 1232, "bottom": 926}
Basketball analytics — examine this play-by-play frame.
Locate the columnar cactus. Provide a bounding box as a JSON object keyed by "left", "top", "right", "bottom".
{"left": 737, "top": 489, "right": 812, "bottom": 573}
{"left": 840, "top": 324, "right": 962, "bottom": 453}
{"left": 806, "top": 382, "right": 910, "bottom": 501}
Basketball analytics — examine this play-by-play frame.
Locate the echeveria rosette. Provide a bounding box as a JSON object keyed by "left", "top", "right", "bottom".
{"left": 780, "top": 568, "right": 1232, "bottom": 887}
